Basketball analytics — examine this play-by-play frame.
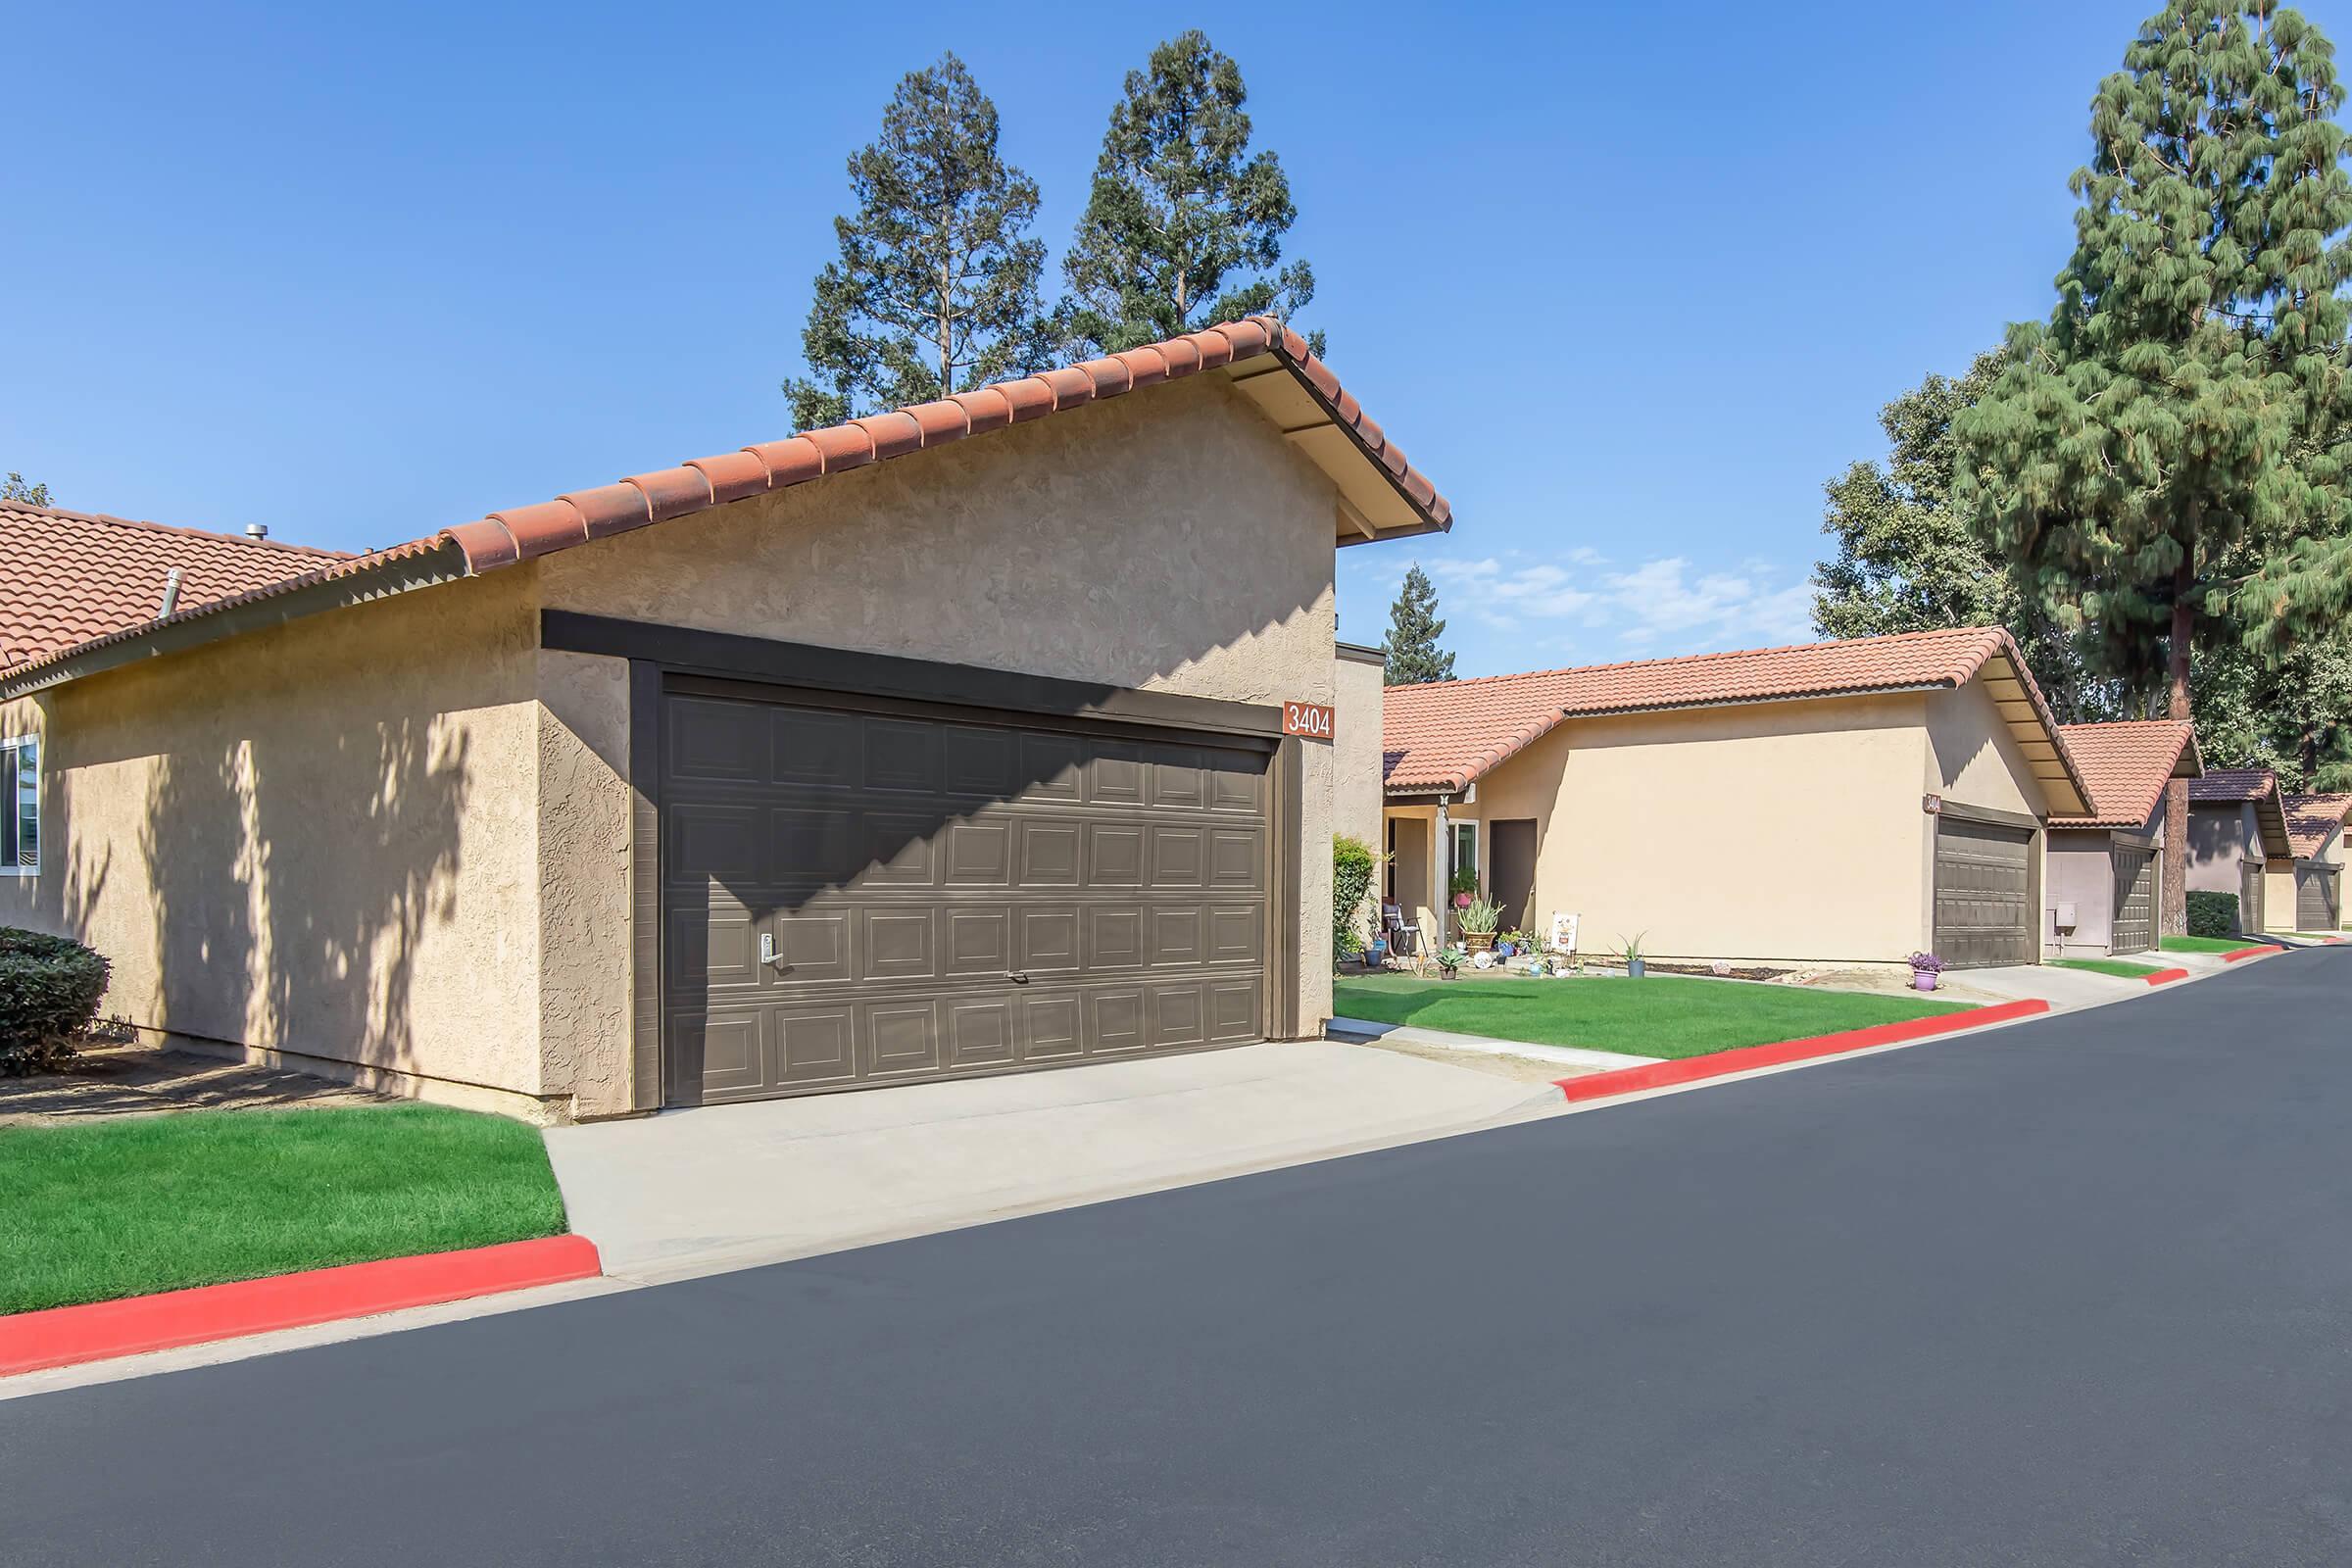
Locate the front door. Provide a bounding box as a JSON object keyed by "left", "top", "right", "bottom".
{"left": 1490, "top": 818, "right": 1538, "bottom": 932}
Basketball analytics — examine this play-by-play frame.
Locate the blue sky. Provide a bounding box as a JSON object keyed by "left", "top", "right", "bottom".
{"left": 7, "top": 0, "right": 2315, "bottom": 675}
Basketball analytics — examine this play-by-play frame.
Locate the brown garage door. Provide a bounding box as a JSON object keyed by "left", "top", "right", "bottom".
{"left": 1934, "top": 817, "right": 2035, "bottom": 968}
{"left": 2298, "top": 864, "right": 2341, "bottom": 932}
{"left": 2239, "top": 860, "right": 2266, "bottom": 935}
{"left": 662, "top": 683, "right": 1273, "bottom": 1104}
{"left": 2109, "top": 845, "right": 2155, "bottom": 956}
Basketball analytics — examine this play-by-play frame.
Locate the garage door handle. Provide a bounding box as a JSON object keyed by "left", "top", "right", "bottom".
{"left": 1004, "top": 971, "right": 1030, "bottom": 985}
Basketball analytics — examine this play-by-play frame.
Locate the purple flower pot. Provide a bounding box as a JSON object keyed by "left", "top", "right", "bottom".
{"left": 1913, "top": 971, "right": 1938, "bottom": 992}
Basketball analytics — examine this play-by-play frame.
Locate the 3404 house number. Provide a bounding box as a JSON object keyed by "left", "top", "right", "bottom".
{"left": 1283, "top": 702, "right": 1336, "bottom": 740}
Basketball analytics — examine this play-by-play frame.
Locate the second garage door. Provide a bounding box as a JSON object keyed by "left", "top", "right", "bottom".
{"left": 2298, "top": 864, "right": 2341, "bottom": 932}
{"left": 2109, "top": 845, "right": 2155, "bottom": 956}
{"left": 662, "top": 683, "right": 1274, "bottom": 1105}
{"left": 1934, "top": 817, "right": 2035, "bottom": 968}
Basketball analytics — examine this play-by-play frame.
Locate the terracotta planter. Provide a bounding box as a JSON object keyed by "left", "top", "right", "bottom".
{"left": 1463, "top": 932, "right": 1494, "bottom": 953}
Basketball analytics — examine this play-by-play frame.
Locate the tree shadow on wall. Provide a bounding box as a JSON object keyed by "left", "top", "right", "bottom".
{"left": 140, "top": 719, "right": 471, "bottom": 1079}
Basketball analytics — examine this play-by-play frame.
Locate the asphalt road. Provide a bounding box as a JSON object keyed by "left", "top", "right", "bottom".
{"left": 6, "top": 951, "right": 2351, "bottom": 1565}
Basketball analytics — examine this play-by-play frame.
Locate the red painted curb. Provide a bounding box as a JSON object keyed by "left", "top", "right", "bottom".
{"left": 2142, "top": 967, "right": 2190, "bottom": 986}
{"left": 1553, "top": 999, "right": 2052, "bottom": 1105}
{"left": 2221, "top": 945, "right": 2278, "bottom": 962}
{"left": 0, "top": 1233, "right": 601, "bottom": 1378}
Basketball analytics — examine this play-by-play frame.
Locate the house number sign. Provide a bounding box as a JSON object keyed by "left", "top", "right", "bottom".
{"left": 1283, "top": 702, "right": 1337, "bottom": 740}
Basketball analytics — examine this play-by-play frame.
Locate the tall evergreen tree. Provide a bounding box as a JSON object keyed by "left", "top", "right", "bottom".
{"left": 1, "top": 473, "right": 51, "bottom": 506}
{"left": 783, "top": 54, "right": 1051, "bottom": 428}
{"left": 1059, "top": 31, "right": 1320, "bottom": 357}
{"left": 1813, "top": 349, "right": 2115, "bottom": 722}
{"left": 1956, "top": 0, "right": 2352, "bottom": 932}
{"left": 1382, "top": 564, "right": 1455, "bottom": 685}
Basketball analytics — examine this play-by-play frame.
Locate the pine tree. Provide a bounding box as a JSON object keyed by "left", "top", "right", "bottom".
{"left": 1813, "top": 349, "right": 2115, "bottom": 722}
{"left": 1059, "top": 31, "right": 1320, "bottom": 357}
{"left": 1956, "top": 0, "right": 2352, "bottom": 932}
{"left": 783, "top": 54, "right": 1051, "bottom": 428}
{"left": 1382, "top": 564, "right": 1455, "bottom": 685}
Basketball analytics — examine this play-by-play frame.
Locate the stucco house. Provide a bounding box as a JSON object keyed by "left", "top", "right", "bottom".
{"left": 2043, "top": 720, "right": 2202, "bottom": 956}
{"left": 2185, "top": 769, "right": 2293, "bottom": 934}
{"left": 2282, "top": 792, "right": 2350, "bottom": 931}
{"left": 0, "top": 318, "right": 1449, "bottom": 1120}
{"left": 1379, "top": 626, "right": 2089, "bottom": 970}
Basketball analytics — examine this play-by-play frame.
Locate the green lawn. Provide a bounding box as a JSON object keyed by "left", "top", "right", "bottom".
{"left": 2050, "top": 957, "right": 2164, "bottom": 979}
{"left": 1332, "top": 974, "right": 1972, "bottom": 1061}
{"left": 2159, "top": 934, "right": 2273, "bottom": 954}
{"left": 0, "top": 1105, "right": 568, "bottom": 1315}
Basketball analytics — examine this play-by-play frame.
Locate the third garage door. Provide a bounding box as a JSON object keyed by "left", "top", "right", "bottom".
{"left": 662, "top": 683, "right": 1273, "bottom": 1105}
{"left": 2109, "top": 844, "right": 2155, "bottom": 956}
{"left": 1934, "top": 817, "right": 2035, "bottom": 968}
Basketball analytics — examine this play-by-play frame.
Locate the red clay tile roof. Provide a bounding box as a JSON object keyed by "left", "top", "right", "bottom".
{"left": 0, "top": 502, "right": 352, "bottom": 668}
{"left": 2048, "top": 720, "right": 2201, "bottom": 829}
{"left": 2, "top": 318, "right": 1447, "bottom": 693}
{"left": 2283, "top": 792, "right": 2352, "bottom": 859}
{"left": 2187, "top": 767, "right": 2278, "bottom": 804}
{"left": 1383, "top": 625, "right": 2082, "bottom": 804}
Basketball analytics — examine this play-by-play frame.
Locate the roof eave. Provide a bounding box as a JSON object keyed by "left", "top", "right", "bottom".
{"left": 0, "top": 542, "right": 470, "bottom": 701}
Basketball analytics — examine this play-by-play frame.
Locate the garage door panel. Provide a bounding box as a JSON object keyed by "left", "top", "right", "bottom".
{"left": 663, "top": 689, "right": 1271, "bottom": 1102}
{"left": 866, "top": 1003, "right": 942, "bottom": 1076}
{"left": 859, "top": 908, "right": 934, "bottom": 981}
{"left": 771, "top": 1004, "right": 857, "bottom": 1090}
{"left": 1015, "top": 906, "right": 1081, "bottom": 972}
{"left": 943, "top": 820, "right": 1013, "bottom": 886}
{"left": 1152, "top": 907, "right": 1204, "bottom": 966}
{"left": 944, "top": 998, "right": 1016, "bottom": 1069}
{"left": 1023, "top": 995, "right": 1084, "bottom": 1059}
{"left": 1087, "top": 824, "right": 1146, "bottom": 885}
{"left": 943, "top": 907, "right": 1011, "bottom": 977}
{"left": 1088, "top": 747, "right": 1145, "bottom": 806}
{"left": 1149, "top": 983, "right": 1207, "bottom": 1048}
{"left": 1088, "top": 990, "right": 1146, "bottom": 1054}
{"left": 1086, "top": 906, "right": 1147, "bottom": 969}
{"left": 862, "top": 718, "right": 944, "bottom": 794}
{"left": 1019, "top": 821, "right": 1082, "bottom": 885}
{"left": 2110, "top": 848, "right": 2154, "bottom": 955}
{"left": 769, "top": 708, "right": 859, "bottom": 788}
{"left": 1208, "top": 980, "right": 1260, "bottom": 1040}
{"left": 1150, "top": 825, "right": 1206, "bottom": 887}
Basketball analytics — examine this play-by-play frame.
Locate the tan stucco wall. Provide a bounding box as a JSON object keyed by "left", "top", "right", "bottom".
{"left": 2264, "top": 862, "right": 2300, "bottom": 932}
{"left": 535, "top": 371, "right": 1346, "bottom": 1073}
{"left": 1332, "top": 651, "right": 1386, "bottom": 948}
{"left": 1417, "top": 691, "right": 1938, "bottom": 964}
{"left": 2186, "top": 803, "right": 2260, "bottom": 893}
{"left": 0, "top": 574, "right": 562, "bottom": 1116}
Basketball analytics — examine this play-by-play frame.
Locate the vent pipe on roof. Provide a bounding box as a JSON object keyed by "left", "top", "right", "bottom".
{"left": 244, "top": 522, "right": 269, "bottom": 540}
{"left": 158, "top": 567, "right": 183, "bottom": 620}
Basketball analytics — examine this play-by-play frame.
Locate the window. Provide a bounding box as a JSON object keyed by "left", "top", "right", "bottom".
{"left": 2, "top": 734, "right": 35, "bottom": 875}
{"left": 1451, "top": 819, "right": 1478, "bottom": 893}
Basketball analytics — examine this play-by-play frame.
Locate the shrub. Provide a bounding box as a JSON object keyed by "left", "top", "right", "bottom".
{"left": 0, "top": 928, "right": 112, "bottom": 1076}
{"left": 2186, "top": 892, "right": 2238, "bottom": 940}
{"left": 1333, "top": 835, "right": 1378, "bottom": 961}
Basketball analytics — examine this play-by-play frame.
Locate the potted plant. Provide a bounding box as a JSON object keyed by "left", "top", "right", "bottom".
{"left": 1907, "top": 952, "right": 1944, "bottom": 992}
{"left": 1619, "top": 931, "right": 1649, "bottom": 979}
{"left": 1457, "top": 897, "right": 1500, "bottom": 953}
{"left": 1436, "top": 943, "right": 1467, "bottom": 978}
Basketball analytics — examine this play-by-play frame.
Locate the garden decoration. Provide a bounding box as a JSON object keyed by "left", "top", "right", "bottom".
{"left": 1907, "top": 952, "right": 1944, "bottom": 993}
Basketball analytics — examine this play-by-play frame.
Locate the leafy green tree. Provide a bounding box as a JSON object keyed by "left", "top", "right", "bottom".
{"left": 2, "top": 473, "right": 52, "bottom": 506}
{"left": 1812, "top": 352, "right": 2116, "bottom": 722}
{"left": 2193, "top": 617, "right": 2352, "bottom": 788}
{"left": 1956, "top": 0, "right": 2352, "bottom": 931}
{"left": 1060, "top": 30, "right": 1320, "bottom": 357}
{"left": 783, "top": 54, "right": 1051, "bottom": 428}
{"left": 1382, "top": 563, "right": 1455, "bottom": 685}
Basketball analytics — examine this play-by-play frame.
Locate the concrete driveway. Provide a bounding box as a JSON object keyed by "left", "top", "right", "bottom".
{"left": 543, "top": 1041, "right": 1556, "bottom": 1280}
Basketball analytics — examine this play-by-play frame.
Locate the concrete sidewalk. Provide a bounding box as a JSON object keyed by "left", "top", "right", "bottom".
{"left": 543, "top": 1041, "right": 1556, "bottom": 1282}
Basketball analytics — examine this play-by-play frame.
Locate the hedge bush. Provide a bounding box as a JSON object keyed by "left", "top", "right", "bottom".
{"left": 1333, "top": 835, "right": 1378, "bottom": 961}
{"left": 0, "top": 928, "right": 111, "bottom": 1076}
{"left": 2186, "top": 891, "right": 2238, "bottom": 940}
